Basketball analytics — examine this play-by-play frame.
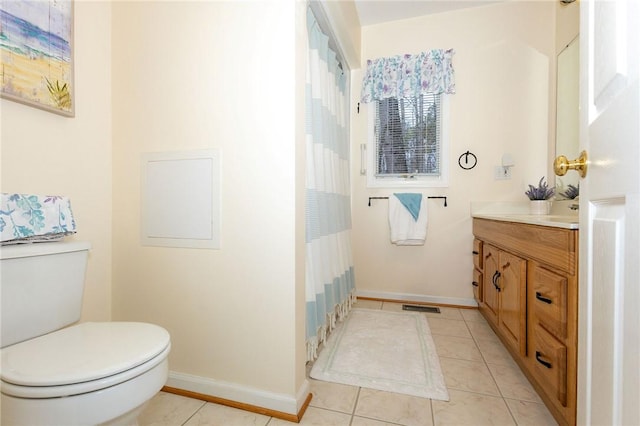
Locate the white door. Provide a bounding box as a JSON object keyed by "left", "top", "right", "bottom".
{"left": 577, "top": 0, "right": 640, "bottom": 425}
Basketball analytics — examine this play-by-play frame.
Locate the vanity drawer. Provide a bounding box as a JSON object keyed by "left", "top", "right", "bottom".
{"left": 472, "top": 268, "right": 483, "bottom": 302}
{"left": 473, "top": 239, "right": 483, "bottom": 270}
{"left": 531, "top": 324, "right": 567, "bottom": 407}
{"left": 532, "top": 265, "right": 568, "bottom": 340}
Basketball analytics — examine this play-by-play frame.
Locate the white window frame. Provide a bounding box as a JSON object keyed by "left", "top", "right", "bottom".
{"left": 365, "top": 94, "right": 450, "bottom": 188}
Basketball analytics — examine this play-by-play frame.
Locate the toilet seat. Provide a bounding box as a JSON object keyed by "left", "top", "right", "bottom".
{"left": 1, "top": 322, "right": 170, "bottom": 399}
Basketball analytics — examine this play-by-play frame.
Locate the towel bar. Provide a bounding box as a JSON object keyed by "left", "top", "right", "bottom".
{"left": 367, "top": 196, "right": 447, "bottom": 207}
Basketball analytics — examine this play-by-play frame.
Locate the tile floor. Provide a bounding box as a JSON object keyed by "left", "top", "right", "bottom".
{"left": 139, "top": 300, "right": 558, "bottom": 425}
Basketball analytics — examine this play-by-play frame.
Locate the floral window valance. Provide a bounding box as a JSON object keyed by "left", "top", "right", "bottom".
{"left": 360, "top": 49, "right": 456, "bottom": 103}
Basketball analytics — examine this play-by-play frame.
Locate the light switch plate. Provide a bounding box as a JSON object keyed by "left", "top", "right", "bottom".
{"left": 494, "top": 165, "right": 512, "bottom": 180}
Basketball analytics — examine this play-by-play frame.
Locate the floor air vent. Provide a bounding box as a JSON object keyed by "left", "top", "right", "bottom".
{"left": 402, "top": 304, "right": 440, "bottom": 313}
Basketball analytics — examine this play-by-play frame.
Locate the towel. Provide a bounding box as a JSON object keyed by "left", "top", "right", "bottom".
{"left": 389, "top": 193, "right": 428, "bottom": 245}
{"left": 0, "top": 193, "right": 77, "bottom": 244}
{"left": 393, "top": 193, "right": 422, "bottom": 220}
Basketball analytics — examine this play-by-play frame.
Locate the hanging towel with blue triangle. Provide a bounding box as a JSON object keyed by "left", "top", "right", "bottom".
{"left": 393, "top": 193, "right": 422, "bottom": 221}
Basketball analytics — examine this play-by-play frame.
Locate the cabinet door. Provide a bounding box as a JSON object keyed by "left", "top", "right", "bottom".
{"left": 473, "top": 268, "right": 483, "bottom": 303}
{"left": 473, "top": 238, "right": 483, "bottom": 270}
{"left": 482, "top": 245, "right": 500, "bottom": 324}
{"left": 497, "top": 251, "right": 527, "bottom": 355}
{"left": 472, "top": 239, "right": 484, "bottom": 303}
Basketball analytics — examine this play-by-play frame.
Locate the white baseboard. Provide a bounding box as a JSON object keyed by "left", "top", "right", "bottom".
{"left": 356, "top": 289, "right": 478, "bottom": 308}
{"left": 167, "top": 371, "right": 310, "bottom": 415}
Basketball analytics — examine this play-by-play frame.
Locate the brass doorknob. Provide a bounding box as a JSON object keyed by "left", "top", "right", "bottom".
{"left": 554, "top": 150, "right": 588, "bottom": 178}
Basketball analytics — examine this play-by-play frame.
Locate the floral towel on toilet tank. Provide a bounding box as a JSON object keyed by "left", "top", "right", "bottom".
{"left": 0, "top": 193, "right": 76, "bottom": 244}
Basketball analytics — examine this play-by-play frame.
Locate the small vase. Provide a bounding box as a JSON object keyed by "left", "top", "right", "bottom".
{"left": 529, "top": 200, "right": 551, "bottom": 215}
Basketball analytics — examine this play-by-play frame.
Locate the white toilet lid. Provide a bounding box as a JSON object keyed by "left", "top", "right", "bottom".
{"left": 1, "top": 322, "right": 170, "bottom": 387}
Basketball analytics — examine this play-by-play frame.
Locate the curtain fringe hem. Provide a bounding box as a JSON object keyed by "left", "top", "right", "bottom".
{"left": 306, "top": 290, "right": 357, "bottom": 363}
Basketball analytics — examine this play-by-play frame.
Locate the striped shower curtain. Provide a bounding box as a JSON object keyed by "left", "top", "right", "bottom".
{"left": 305, "top": 8, "right": 356, "bottom": 362}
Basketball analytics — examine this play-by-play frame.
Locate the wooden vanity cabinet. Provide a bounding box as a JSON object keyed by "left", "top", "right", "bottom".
{"left": 472, "top": 218, "right": 578, "bottom": 426}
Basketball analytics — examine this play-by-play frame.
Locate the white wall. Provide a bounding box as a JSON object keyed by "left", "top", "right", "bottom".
{"left": 111, "top": 1, "right": 307, "bottom": 415}
{"left": 0, "top": 1, "right": 113, "bottom": 322}
{"left": 351, "top": 2, "right": 556, "bottom": 305}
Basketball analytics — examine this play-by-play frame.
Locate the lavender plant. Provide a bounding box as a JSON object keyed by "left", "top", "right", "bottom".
{"left": 525, "top": 177, "right": 555, "bottom": 200}
{"left": 561, "top": 184, "right": 579, "bottom": 200}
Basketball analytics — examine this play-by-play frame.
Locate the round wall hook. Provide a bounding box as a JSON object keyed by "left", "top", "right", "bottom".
{"left": 458, "top": 151, "right": 477, "bottom": 170}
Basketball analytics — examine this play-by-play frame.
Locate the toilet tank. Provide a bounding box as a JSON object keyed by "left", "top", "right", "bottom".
{"left": 0, "top": 241, "right": 91, "bottom": 348}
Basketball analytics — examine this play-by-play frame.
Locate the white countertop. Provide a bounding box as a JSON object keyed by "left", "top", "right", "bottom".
{"left": 470, "top": 201, "right": 579, "bottom": 230}
{"left": 472, "top": 213, "right": 579, "bottom": 229}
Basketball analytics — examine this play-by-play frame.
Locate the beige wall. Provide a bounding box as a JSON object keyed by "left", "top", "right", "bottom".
{"left": 351, "top": 2, "right": 556, "bottom": 305}
{"left": 319, "top": 0, "right": 362, "bottom": 69}
{"left": 0, "top": 1, "right": 113, "bottom": 322}
{"left": 111, "top": 1, "right": 307, "bottom": 414}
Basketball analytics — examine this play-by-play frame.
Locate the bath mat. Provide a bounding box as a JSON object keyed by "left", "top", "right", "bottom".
{"left": 310, "top": 308, "right": 449, "bottom": 401}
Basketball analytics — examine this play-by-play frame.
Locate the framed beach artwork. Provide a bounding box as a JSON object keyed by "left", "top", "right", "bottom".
{"left": 1, "top": 0, "right": 74, "bottom": 117}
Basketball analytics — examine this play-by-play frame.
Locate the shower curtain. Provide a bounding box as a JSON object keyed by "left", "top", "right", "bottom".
{"left": 305, "top": 8, "right": 355, "bottom": 362}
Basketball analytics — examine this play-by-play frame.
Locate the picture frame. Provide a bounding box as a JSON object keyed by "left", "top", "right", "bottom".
{"left": 0, "top": 0, "right": 75, "bottom": 117}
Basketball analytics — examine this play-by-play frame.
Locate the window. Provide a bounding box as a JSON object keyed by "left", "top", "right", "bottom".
{"left": 366, "top": 94, "right": 449, "bottom": 188}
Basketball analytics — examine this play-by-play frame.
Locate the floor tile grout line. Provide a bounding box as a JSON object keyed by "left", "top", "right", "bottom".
{"left": 438, "top": 354, "right": 486, "bottom": 363}
{"left": 351, "top": 414, "right": 407, "bottom": 426}
{"left": 430, "top": 397, "right": 436, "bottom": 426}
{"left": 180, "top": 400, "right": 208, "bottom": 426}
{"left": 349, "top": 386, "right": 362, "bottom": 424}
{"left": 444, "top": 387, "right": 512, "bottom": 400}
{"left": 503, "top": 396, "right": 549, "bottom": 406}
{"left": 306, "top": 404, "right": 360, "bottom": 420}
{"left": 501, "top": 393, "right": 522, "bottom": 426}
{"left": 445, "top": 383, "right": 502, "bottom": 399}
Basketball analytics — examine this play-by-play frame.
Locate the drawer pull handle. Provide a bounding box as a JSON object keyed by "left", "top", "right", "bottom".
{"left": 472, "top": 250, "right": 479, "bottom": 255}
{"left": 472, "top": 281, "right": 479, "bottom": 287}
{"left": 535, "top": 292, "right": 553, "bottom": 304}
{"left": 492, "top": 271, "right": 501, "bottom": 292}
{"left": 535, "top": 351, "right": 552, "bottom": 369}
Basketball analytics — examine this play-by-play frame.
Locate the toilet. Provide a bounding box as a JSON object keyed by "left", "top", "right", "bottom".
{"left": 0, "top": 241, "right": 171, "bottom": 426}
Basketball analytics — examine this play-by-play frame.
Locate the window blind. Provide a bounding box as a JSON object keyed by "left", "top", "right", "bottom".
{"left": 374, "top": 93, "right": 441, "bottom": 177}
